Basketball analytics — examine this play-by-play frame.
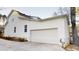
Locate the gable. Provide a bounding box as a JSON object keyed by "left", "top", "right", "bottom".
{"left": 11, "top": 11, "right": 19, "bottom": 16}
{"left": 8, "top": 10, "right": 33, "bottom": 21}
{"left": 8, "top": 10, "right": 21, "bottom": 18}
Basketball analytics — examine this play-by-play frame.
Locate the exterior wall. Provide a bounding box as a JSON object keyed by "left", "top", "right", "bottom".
{"left": 27, "top": 17, "right": 70, "bottom": 46}
{"left": 4, "top": 15, "right": 69, "bottom": 46}
{"left": 4, "top": 15, "right": 28, "bottom": 40}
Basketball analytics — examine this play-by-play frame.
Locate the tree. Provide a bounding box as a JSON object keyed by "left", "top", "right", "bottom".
{"left": 58, "top": 7, "right": 70, "bottom": 25}
{"left": 70, "top": 7, "right": 79, "bottom": 45}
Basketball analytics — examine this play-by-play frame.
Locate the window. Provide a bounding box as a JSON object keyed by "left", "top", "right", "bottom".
{"left": 14, "top": 27, "right": 16, "bottom": 33}
{"left": 24, "top": 25, "right": 27, "bottom": 32}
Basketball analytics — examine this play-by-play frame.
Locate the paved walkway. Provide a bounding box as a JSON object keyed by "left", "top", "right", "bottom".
{"left": 0, "top": 39, "right": 65, "bottom": 51}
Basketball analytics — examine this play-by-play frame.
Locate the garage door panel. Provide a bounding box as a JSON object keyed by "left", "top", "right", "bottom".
{"left": 30, "top": 28, "right": 60, "bottom": 44}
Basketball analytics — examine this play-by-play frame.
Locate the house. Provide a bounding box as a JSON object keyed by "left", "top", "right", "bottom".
{"left": 4, "top": 10, "right": 70, "bottom": 47}
{"left": 0, "top": 14, "right": 7, "bottom": 34}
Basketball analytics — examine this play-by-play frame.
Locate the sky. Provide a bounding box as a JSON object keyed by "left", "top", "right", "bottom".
{"left": 0, "top": 7, "right": 79, "bottom": 22}
{"left": 1, "top": 7, "right": 79, "bottom": 21}
{"left": 0, "top": 7, "right": 67, "bottom": 19}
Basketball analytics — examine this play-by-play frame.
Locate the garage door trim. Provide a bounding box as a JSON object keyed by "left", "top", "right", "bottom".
{"left": 30, "top": 28, "right": 60, "bottom": 44}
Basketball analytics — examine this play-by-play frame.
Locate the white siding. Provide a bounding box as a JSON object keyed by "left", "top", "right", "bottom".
{"left": 28, "top": 17, "right": 69, "bottom": 42}
{"left": 4, "top": 16, "right": 28, "bottom": 40}
{"left": 4, "top": 15, "right": 69, "bottom": 45}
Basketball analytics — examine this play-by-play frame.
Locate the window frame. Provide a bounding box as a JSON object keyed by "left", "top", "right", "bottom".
{"left": 24, "top": 25, "right": 27, "bottom": 32}
{"left": 14, "top": 27, "right": 16, "bottom": 33}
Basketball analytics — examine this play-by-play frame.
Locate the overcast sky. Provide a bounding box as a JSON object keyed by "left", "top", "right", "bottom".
{"left": 0, "top": 7, "right": 66, "bottom": 19}
{"left": 1, "top": 7, "right": 79, "bottom": 21}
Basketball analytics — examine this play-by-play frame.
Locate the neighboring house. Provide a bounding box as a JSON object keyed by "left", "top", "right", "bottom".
{"left": 4, "top": 10, "right": 70, "bottom": 47}
{"left": 0, "top": 14, "right": 7, "bottom": 34}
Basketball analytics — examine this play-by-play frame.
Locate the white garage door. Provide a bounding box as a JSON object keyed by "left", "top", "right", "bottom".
{"left": 30, "top": 28, "right": 60, "bottom": 44}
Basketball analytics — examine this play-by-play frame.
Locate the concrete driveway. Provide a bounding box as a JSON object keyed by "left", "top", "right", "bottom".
{"left": 0, "top": 39, "right": 65, "bottom": 51}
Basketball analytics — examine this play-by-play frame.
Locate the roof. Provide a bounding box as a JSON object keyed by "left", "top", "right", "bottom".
{"left": 0, "top": 14, "right": 6, "bottom": 18}
{"left": 41, "top": 14, "right": 68, "bottom": 21}
{"left": 7, "top": 10, "right": 41, "bottom": 21}
{"left": 7, "top": 10, "right": 68, "bottom": 22}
